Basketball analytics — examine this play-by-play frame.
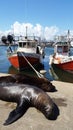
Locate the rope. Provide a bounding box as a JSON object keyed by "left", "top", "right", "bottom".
{"left": 20, "top": 52, "right": 44, "bottom": 78}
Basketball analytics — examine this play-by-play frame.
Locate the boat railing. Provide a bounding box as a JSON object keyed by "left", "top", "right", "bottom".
{"left": 7, "top": 45, "right": 17, "bottom": 56}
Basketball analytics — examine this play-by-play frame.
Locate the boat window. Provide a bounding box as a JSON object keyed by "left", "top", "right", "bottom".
{"left": 19, "top": 42, "right": 26, "bottom": 47}
{"left": 31, "top": 43, "right": 36, "bottom": 47}
{"left": 23, "top": 42, "right": 26, "bottom": 47}
{"left": 19, "top": 42, "right": 23, "bottom": 47}
{"left": 57, "top": 46, "right": 62, "bottom": 53}
{"left": 63, "top": 46, "right": 68, "bottom": 53}
{"left": 27, "top": 42, "right": 30, "bottom": 47}
{"left": 28, "top": 42, "right": 36, "bottom": 48}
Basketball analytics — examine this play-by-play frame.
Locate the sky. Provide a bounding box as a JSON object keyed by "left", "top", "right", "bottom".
{"left": 0, "top": 0, "right": 73, "bottom": 40}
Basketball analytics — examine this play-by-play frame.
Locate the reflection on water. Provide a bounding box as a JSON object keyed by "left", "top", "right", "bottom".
{"left": 50, "top": 64, "right": 73, "bottom": 83}
{"left": 8, "top": 65, "right": 44, "bottom": 77}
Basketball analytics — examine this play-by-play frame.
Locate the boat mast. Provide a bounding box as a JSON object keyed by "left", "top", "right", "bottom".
{"left": 25, "top": 26, "right": 27, "bottom": 39}
{"left": 67, "top": 30, "right": 71, "bottom": 49}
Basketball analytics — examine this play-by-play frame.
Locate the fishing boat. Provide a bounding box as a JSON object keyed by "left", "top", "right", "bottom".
{"left": 7, "top": 36, "right": 45, "bottom": 70}
{"left": 49, "top": 37, "right": 73, "bottom": 71}
{"left": 49, "top": 63, "right": 73, "bottom": 83}
{"left": 49, "top": 41, "right": 73, "bottom": 71}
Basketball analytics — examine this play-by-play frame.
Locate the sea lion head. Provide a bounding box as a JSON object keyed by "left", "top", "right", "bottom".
{"left": 44, "top": 103, "right": 59, "bottom": 120}
{"left": 39, "top": 77, "right": 57, "bottom": 92}
{"left": 16, "top": 74, "right": 57, "bottom": 92}
{"left": 31, "top": 89, "right": 59, "bottom": 120}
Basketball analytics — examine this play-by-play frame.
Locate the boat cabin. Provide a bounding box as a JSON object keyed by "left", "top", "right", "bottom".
{"left": 18, "top": 39, "right": 37, "bottom": 48}
{"left": 54, "top": 42, "right": 70, "bottom": 56}
{"left": 17, "top": 38, "right": 42, "bottom": 54}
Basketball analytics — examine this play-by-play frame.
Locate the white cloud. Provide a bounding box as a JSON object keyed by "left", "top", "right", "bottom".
{"left": 33, "top": 24, "right": 43, "bottom": 37}
{"left": 44, "top": 26, "right": 59, "bottom": 40}
{"left": 0, "top": 21, "right": 59, "bottom": 40}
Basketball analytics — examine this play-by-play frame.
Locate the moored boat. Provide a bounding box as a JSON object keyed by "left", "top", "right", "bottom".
{"left": 49, "top": 63, "right": 73, "bottom": 83}
{"left": 49, "top": 38, "right": 73, "bottom": 71}
{"left": 7, "top": 36, "right": 45, "bottom": 70}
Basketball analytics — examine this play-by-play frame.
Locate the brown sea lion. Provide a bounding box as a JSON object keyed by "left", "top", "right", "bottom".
{"left": 0, "top": 73, "right": 56, "bottom": 92}
{"left": 0, "top": 83, "right": 59, "bottom": 125}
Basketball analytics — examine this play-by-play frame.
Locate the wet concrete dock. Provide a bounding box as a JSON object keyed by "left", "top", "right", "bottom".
{"left": 0, "top": 73, "right": 73, "bottom": 130}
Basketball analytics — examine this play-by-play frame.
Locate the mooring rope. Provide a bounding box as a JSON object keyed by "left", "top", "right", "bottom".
{"left": 20, "top": 52, "right": 44, "bottom": 78}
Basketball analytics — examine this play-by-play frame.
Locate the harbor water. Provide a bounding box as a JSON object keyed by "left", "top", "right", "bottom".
{"left": 0, "top": 46, "right": 53, "bottom": 80}
{"left": 0, "top": 45, "right": 73, "bottom": 82}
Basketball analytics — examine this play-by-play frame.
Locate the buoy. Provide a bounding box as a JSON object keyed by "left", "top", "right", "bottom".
{"left": 40, "top": 70, "right": 47, "bottom": 74}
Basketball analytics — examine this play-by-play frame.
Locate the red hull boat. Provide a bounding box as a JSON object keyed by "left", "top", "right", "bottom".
{"left": 52, "top": 60, "right": 73, "bottom": 70}
{"left": 7, "top": 37, "right": 44, "bottom": 70}
{"left": 49, "top": 32, "right": 73, "bottom": 71}
{"left": 8, "top": 53, "right": 40, "bottom": 70}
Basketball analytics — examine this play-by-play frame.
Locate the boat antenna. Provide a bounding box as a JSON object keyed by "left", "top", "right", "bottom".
{"left": 20, "top": 52, "right": 44, "bottom": 78}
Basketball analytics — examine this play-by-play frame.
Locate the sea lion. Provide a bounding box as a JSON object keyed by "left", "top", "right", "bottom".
{"left": 0, "top": 83, "right": 59, "bottom": 125}
{"left": 0, "top": 73, "right": 56, "bottom": 92}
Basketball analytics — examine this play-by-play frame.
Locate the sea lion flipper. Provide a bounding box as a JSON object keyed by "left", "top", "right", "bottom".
{"left": 3, "top": 108, "right": 24, "bottom": 125}
{"left": 4, "top": 109, "right": 18, "bottom": 125}
{"left": 4, "top": 102, "right": 29, "bottom": 125}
